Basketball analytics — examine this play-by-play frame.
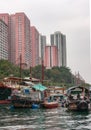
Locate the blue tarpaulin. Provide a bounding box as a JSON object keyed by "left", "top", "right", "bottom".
{"left": 32, "top": 84, "right": 47, "bottom": 91}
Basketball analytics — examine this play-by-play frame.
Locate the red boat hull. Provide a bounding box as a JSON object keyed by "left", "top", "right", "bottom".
{"left": 0, "top": 100, "right": 11, "bottom": 104}
{"left": 43, "top": 101, "right": 58, "bottom": 109}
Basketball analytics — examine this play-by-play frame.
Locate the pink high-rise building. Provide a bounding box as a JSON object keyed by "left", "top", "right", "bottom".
{"left": 31, "top": 26, "right": 39, "bottom": 67}
{"left": 10, "top": 13, "right": 31, "bottom": 68}
{"left": 0, "top": 13, "right": 31, "bottom": 68}
{"left": 44, "top": 45, "right": 58, "bottom": 68}
{"left": 51, "top": 45, "right": 58, "bottom": 67}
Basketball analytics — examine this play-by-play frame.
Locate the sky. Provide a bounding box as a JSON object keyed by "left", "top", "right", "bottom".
{"left": 0, "top": 0, "right": 91, "bottom": 84}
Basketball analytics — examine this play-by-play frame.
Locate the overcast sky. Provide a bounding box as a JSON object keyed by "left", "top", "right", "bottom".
{"left": 0, "top": 0, "right": 91, "bottom": 84}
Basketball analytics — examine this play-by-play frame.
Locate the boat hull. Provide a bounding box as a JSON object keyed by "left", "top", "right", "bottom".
{"left": 0, "top": 99, "right": 11, "bottom": 104}
{"left": 11, "top": 95, "right": 43, "bottom": 108}
{"left": 43, "top": 101, "right": 58, "bottom": 109}
{"left": 68, "top": 100, "right": 90, "bottom": 111}
{"left": 12, "top": 99, "right": 32, "bottom": 108}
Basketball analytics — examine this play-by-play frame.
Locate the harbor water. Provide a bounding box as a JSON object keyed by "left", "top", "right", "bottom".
{"left": 0, "top": 105, "right": 91, "bottom": 130}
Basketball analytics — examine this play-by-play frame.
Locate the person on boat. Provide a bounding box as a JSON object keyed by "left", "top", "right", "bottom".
{"left": 84, "top": 96, "right": 90, "bottom": 103}
{"left": 77, "top": 93, "right": 80, "bottom": 100}
{"left": 69, "top": 94, "right": 73, "bottom": 100}
{"left": 46, "top": 96, "right": 53, "bottom": 102}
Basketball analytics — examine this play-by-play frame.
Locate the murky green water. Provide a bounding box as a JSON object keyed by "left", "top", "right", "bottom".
{"left": 0, "top": 105, "right": 91, "bottom": 130}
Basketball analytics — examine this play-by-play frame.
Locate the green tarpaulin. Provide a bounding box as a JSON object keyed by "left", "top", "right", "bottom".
{"left": 32, "top": 84, "right": 47, "bottom": 91}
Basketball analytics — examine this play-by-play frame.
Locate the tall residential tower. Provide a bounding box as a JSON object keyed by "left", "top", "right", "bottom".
{"left": 44, "top": 45, "right": 58, "bottom": 68}
{"left": 0, "top": 13, "right": 31, "bottom": 68}
{"left": 39, "top": 34, "right": 46, "bottom": 65}
{"left": 0, "top": 20, "right": 8, "bottom": 60}
{"left": 10, "top": 13, "right": 31, "bottom": 68}
{"left": 31, "top": 26, "right": 39, "bottom": 67}
{"left": 50, "top": 31, "right": 67, "bottom": 67}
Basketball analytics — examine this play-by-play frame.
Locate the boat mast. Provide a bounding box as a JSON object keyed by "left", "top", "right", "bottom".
{"left": 20, "top": 54, "right": 22, "bottom": 78}
{"left": 42, "top": 60, "right": 44, "bottom": 84}
{"left": 30, "top": 66, "right": 32, "bottom": 81}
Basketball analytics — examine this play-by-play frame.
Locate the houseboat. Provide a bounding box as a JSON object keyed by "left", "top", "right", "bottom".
{"left": 11, "top": 83, "right": 47, "bottom": 108}
{"left": 66, "top": 85, "right": 90, "bottom": 111}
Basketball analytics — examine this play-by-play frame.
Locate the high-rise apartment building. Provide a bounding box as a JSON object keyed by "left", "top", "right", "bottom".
{"left": 0, "top": 13, "right": 11, "bottom": 60}
{"left": 0, "top": 20, "right": 8, "bottom": 60}
{"left": 31, "top": 26, "right": 39, "bottom": 67}
{"left": 51, "top": 45, "right": 58, "bottom": 67}
{"left": 0, "top": 13, "right": 9, "bottom": 25}
{"left": 44, "top": 45, "right": 58, "bottom": 68}
{"left": 10, "top": 13, "right": 31, "bottom": 68}
{"left": 50, "top": 31, "right": 66, "bottom": 67}
{"left": 0, "top": 13, "right": 67, "bottom": 69}
{"left": 39, "top": 34, "right": 46, "bottom": 63}
{"left": 0, "top": 13, "right": 31, "bottom": 68}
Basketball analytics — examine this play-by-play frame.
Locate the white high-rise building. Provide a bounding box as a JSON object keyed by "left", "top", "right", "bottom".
{"left": 0, "top": 20, "right": 8, "bottom": 60}
{"left": 39, "top": 34, "right": 46, "bottom": 65}
{"left": 40, "top": 35, "right": 46, "bottom": 60}
{"left": 50, "top": 31, "right": 67, "bottom": 67}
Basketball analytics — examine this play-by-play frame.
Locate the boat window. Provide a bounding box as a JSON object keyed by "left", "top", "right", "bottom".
{"left": 23, "top": 89, "right": 30, "bottom": 94}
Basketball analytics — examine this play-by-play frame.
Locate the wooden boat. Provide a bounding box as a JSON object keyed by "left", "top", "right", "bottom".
{"left": 43, "top": 101, "right": 58, "bottom": 109}
{"left": 11, "top": 86, "right": 45, "bottom": 108}
{"left": 11, "top": 94, "right": 43, "bottom": 108}
{"left": 49, "top": 93, "right": 67, "bottom": 107}
{"left": 66, "top": 85, "right": 91, "bottom": 111}
{"left": 11, "top": 94, "right": 32, "bottom": 108}
{"left": 0, "top": 100, "right": 11, "bottom": 104}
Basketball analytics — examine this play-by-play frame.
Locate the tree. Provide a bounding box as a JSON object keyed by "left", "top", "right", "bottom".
{"left": 0, "top": 60, "right": 89, "bottom": 87}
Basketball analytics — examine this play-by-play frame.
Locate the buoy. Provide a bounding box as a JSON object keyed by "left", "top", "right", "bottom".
{"left": 31, "top": 103, "right": 40, "bottom": 109}
{"left": 9, "top": 105, "right": 14, "bottom": 110}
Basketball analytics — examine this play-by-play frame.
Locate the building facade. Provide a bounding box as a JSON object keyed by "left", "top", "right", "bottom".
{"left": 39, "top": 34, "right": 46, "bottom": 65}
{"left": 0, "top": 20, "right": 8, "bottom": 60}
{"left": 44, "top": 45, "right": 58, "bottom": 68}
{"left": 0, "top": 13, "right": 31, "bottom": 68}
{"left": 50, "top": 31, "right": 67, "bottom": 67}
{"left": 10, "top": 13, "right": 31, "bottom": 68}
{"left": 0, "top": 13, "right": 11, "bottom": 60}
{"left": 31, "top": 26, "right": 39, "bottom": 67}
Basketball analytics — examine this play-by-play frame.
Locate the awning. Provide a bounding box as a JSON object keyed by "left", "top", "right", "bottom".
{"left": 24, "top": 81, "right": 35, "bottom": 86}
{"left": 32, "top": 84, "right": 47, "bottom": 91}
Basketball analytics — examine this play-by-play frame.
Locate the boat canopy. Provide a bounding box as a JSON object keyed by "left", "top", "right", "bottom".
{"left": 32, "top": 84, "right": 47, "bottom": 91}
{"left": 67, "top": 85, "right": 89, "bottom": 95}
{"left": 24, "top": 81, "right": 35, "bottom": 86}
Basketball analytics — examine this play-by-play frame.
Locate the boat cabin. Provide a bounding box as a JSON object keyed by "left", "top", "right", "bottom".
{"left": 49, "top": 93, "right": 66, "bottom": 102}
{"left": 67, "top": 85, "right": 90, "bottom": 100}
